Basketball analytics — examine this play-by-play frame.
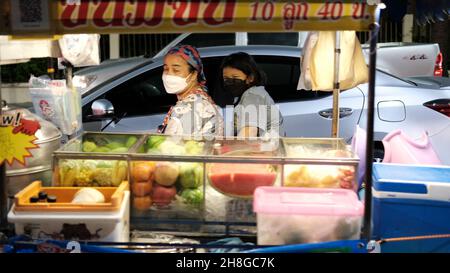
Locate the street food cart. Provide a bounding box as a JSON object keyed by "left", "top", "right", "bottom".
{"left": 0, "top": 0, "right": 387, "bottom": 252}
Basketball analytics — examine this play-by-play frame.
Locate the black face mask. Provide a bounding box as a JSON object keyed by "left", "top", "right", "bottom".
{"left": 223, "top": 78, "right": 249, "bottom": 98}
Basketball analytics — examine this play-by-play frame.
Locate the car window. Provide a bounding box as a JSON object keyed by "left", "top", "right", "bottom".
{"left": 253, "top": 56, "right": 331, "bottom": 103}
{"left": 177, "top": 33, "right": 235, "bottom": 48}
{"left": 202, "top": 57, "right": 235, "bottom": 107}
{"left": 86, "top": 67, "right": 176, "bottom": 118}
{"left": 248, "top": 33, "right": 299, "bottom": 46}
{"left": 204, "top": 55, "right": 331, "bottom": 106}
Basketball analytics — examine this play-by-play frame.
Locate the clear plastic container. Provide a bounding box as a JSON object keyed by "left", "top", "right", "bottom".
{"left": 254, "top": 187, "right": 363, "bottom": 245}
{"left": 58, "top": 132, "right": 140, "bottom": 154}
{"left": 207, "top": 138, "right": 281, "bottom": 199}
{"left": 129, "top": 135, "right": 208, "bottom": 225}
{"left": 203, "top": 138, "right": 282, "bottom": 231}
{"left": 282, "top": 138, "right": 359, "bottom": 191}
{"left": 52, "top": 132, "right": 142, "bottom": 187}
{"left": 54, "top": 158, "right": 128, "bottom": 187}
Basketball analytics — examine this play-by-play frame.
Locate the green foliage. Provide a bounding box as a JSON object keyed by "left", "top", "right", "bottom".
{"left": 1, "top": 58, "right": 48, "bottom": 83}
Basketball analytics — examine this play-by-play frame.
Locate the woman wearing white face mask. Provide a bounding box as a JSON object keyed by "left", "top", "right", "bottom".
{"left": 159, "top": 45, "right": 223, "bottom": 137}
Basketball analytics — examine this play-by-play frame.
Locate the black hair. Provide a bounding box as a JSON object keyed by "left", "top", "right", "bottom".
{"left": 220, "top": 52, "right": 267, "bottom": 87}
{"left": 186, "top": 63, "right": 200, "bottom": 82}
{"left": 187, "top": 63, "right": 196, "bottom": 74}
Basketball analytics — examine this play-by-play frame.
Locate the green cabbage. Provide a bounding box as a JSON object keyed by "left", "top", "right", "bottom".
{"left": 181, "top": 188, "right": 203, "bottom": 205}
{"left": 146, "top": 135, "right": 166, "bottom": 151}
{"left": 159, "top": 140, "right": 186, "bottom": 155}
{"left": 179, "top": 162, "right": 203, "bottom": 189}
{"left": 185, "top": 141, "right": 204, "bottom": 155}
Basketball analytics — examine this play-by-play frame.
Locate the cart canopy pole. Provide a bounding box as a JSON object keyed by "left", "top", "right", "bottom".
{"left": 0, "top": 65, "right": 7, "bottom": 229}
{"left": 0, "top": 162, "right": 6, "bottom": 229}
{"left": 332, "top": 31, "right": 341, "bottom": 137}
{"left": 362, "top": 20, "right": 380, "bottom": 241}
{"left": 0, "top": 0, "right": 380, "bottom": 237}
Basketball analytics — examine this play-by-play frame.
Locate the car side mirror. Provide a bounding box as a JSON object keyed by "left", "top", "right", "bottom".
{"left": 91, "top": 99, "right": 115, "bottom": 117}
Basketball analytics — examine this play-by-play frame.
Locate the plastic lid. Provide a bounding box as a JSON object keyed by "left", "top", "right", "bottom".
{"left": 253, "top": 187, "right": 364, "bottom": 216}
{"left": 373, "top": 163, "right": 450, "bottom": 183}
{"left": 47, "top": 195, "right": 57, "bottom": 203}
{"left": 29, "top": 196, "right": 39, "bottom": 203}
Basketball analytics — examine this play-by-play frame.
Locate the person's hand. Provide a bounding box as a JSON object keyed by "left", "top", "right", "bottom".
{"left": 338, "top": 167, "right": 355, "bottom": 190}
{"left": 12, "top": 119, "right": 41, "bottom": 135}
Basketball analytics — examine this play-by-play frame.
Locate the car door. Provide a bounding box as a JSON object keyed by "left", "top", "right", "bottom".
{"left": 253, "top": 55, "right": 364, "bottom": 139}
{"left": 82, "top": 66, "right": 176, "bottom": 133}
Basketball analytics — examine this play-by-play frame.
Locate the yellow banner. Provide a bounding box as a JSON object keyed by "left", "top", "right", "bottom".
{"left": 1, "top": 1, "right": 377, "bottom": 35}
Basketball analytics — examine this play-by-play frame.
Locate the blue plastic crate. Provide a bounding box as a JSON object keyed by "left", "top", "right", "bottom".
{"left": 372, "top": 163, "right": 450, "bottom": 253}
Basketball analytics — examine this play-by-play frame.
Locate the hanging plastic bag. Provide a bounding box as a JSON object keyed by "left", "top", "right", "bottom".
{"left": 306, "top": 31, "right": 368, "bottom": 91}
{"left": 58, "top": 34, "right": 100, "bottom": 67}
{"left": 297, "top": 32, "right": 318, "bottom": 90}
{"left": 29, "top": 76, "right": 82, "bottom": 135}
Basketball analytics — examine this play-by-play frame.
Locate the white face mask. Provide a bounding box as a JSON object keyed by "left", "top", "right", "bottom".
{"left": 162, "top": 73, "right": 191, "bottom": 94}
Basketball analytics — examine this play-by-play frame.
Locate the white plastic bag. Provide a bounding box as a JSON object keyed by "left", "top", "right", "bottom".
{"left": 299, "top": 31, "right": 368, "bottom": 91}
{"left": 29, "top": 76, "right": 82, "bottom": 135}
{"left": 58, "top": 34, "right": 100, "bottom": 67}
{"left": 297, "top": 32, "right": 318, "bottom": 90}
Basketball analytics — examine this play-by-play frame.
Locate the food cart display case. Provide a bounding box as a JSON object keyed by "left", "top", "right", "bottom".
{"left": 52, "top": 132, "right": 359, "bottom": 236}
{"left": 0, "top": 0, "right": 384, "bottom": 251}
{"left": 128, "top": 134, "right": 210, "bottom": 233}
{"left": 282, "top": 138, "right": 359, "bottom": 191}
{"left": 52, "top": 132, "right": 144, "bottom": 187}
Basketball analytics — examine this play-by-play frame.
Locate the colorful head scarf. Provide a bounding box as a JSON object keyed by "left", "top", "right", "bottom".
{"left": 166, "top": 45, "right": 207, "bottom": 87}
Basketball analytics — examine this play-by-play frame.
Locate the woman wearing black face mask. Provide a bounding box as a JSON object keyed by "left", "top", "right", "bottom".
{"left": 221, "top": 52, "right": 284, "bottom": 138}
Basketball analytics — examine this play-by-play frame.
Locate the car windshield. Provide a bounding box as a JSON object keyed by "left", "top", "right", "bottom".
{"left": 377, "top": 69, "right": 417, "bottom": 86}
{"left": 80, "top": 59, "right": 154, "bottom": 98}
{"left": 405, "top": 76, "right": 450, "bottom": 88}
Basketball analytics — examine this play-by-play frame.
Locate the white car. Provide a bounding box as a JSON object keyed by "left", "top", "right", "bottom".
{"left": 77, "top": 46, "right": 450, "bottom": 164}
{"left": 155, "top": 32, "right": 443, "bottom": 78}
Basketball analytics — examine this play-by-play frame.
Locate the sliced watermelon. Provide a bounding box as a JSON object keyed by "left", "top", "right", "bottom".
{"left": 208, "top": 163, "right": 277, "bottom": 197}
